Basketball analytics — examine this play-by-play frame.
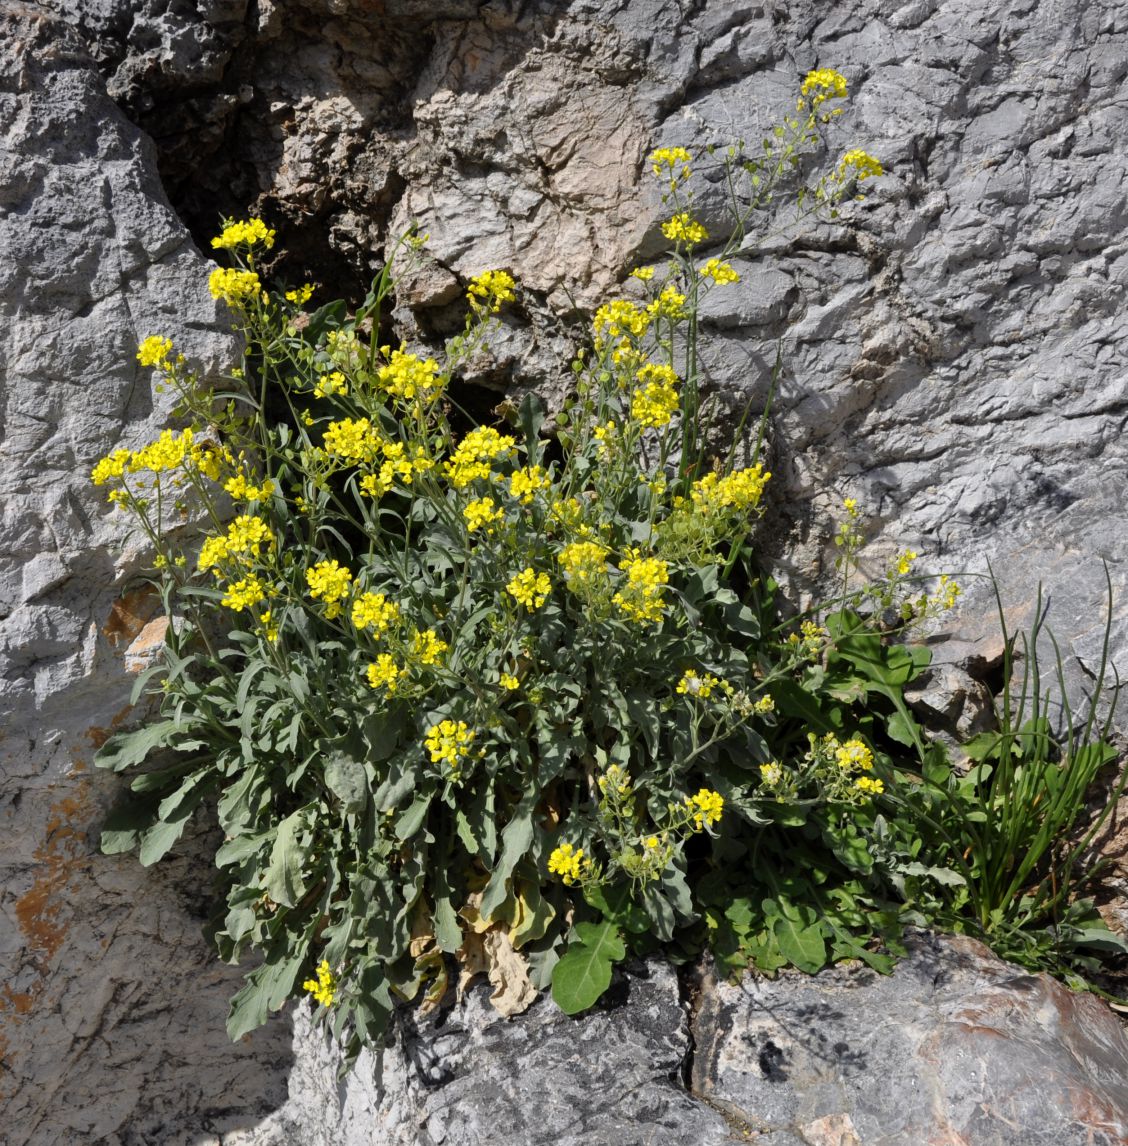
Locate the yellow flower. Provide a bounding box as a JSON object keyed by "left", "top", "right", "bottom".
{"left": 366, "top": 654, "right": 402, "bottom": 694}
{"left": 613, "top": 550, "right": 669, "bottom": 624}
{"left": 136, "top": 335, "right": 173, "bottom": 368}
{"left": 686, "top": 788, "right": 724, "bottom": 830}
{"left": 592, "top": 299, "right": 651, "bottom": 346}
{"left": 661, "top": 213, "right": 708, "bottom": 245}
{"left": 506, "top": 567, "right": 551, "bottom": 612}
{"left": 208, "top": 267, "right": 263, "bottom": 305}
{"left": 352, "top": 592, "right": 400, "bottom": 635}
{"left": 854, "top": 775, "right": 885, "bottom": 798}
{"left": 646, "top": 285, "right": 686, "bottom": 320}
{"left": 464, "top": 496, "right": 504, "bottom": 533}
{"left": 690, "top": 465, "right": 772, "bottom": 515}
{"left": 302, "top": 959, "right": 336, "bottom": 1007}
{"left": 221, "top": 575, "right": 267, "bottom": 612}
{"left": 509, "top": 465, "right": 550, "bottom": 505}
{"left": 467, "top": 269, "right": 516, "bottom": 314}
{"left": 598, "top": 764, "right": 632, "bottom": 797}
{"left": 443, "top": 427, "right": 516, "bottom": 489}
{"left": 630, "top": 266, "right": 655, "bottom": 281}
{"left": 91, "top": 449, "right": 132, "bottom": 486}
{"left": 499, "top": 672, "right": 520, "bottom": 691}
{"left": 800, "top": 68, "right": 848, "bottom": 106}
{"left": 130, "top": 428, "right": 195, "bottom": 474}
{"left": 935, "top": 574, "right": 962, "bottom": 611}
{"left": 377, "top": 347, "right": 443, "bottom": 401}
{"left": 894, "top": 549, "right": 918, "bottom": 577}
{"left": 760, "top": 762, "right": 783, "bottom": 787}
{"left": 838, "top": 149, "right": 884, "bottom": 182}
{"left": 631, "top": 363, "right": 680, "bottom": 428}
{"left": 285, "top": 283, "right": 314, "bottom": 304}
{"left": 424, "top": 719, "right": 476, "bottom": 779}
{"left": 224, "top": 472, "right": 275, "bottom": 501}
{"left": 305, "top": 560, "right": 353, "bottom": 618}
{"left": 410, "top": 628, "right": 448, "bottom": 667}
{"left": 547, "top": 842, "right": 591, "bottom": 886}
{"left": 835, "top": 737, "right": 874, "bottom": 772}
{"left": 258, "top": 609, "right": 279, "bottom": 642}
{"left": 323, "top": 418, "right": 383, "bottom": 464}
{"left": 558, "top": 541, "right": 609, "bottom": 587}
{"left": 754, "top": 695, "right": 776, "bottom": 715}
{"left": 676, "top": 669, "right": 721, "bottom": 699}
{"left": 649, "top": 146, "right": 692, "bottom": 177}
{"left": 313, "top": 371, "right": 348, "bottom": 399}
{"left": 699, "top": 258, "right": 740, "bottom": 285}
{"left": 211, "top": 218, "right": 276, "bottom": 251}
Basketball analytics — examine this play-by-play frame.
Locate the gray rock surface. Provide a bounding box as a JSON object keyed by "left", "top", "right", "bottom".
{"left": 0, "top": 5, "right": 290, "bottom": 1143}
{"left": 5, "top": 0, "right": 1128, "bottom": 1142}
{"left": 694, "top": 933, "right": 1128, "bottom": 1146}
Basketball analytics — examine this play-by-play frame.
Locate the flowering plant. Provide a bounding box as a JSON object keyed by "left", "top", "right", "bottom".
{"left": 92, "top": 71, "right": 1123, "bottom": 1056}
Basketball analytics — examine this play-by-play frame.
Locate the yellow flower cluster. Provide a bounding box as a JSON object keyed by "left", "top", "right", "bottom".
{"left": 800, "top": 68, "right": 848, "bottom": 106}
{"left": 221, "top": 575, "right": 268, "bottom": 612}
{"left": 509, "top": 465, "right": 550, "bottom": 505}
{"left": 690, "top": 464, "right": 771, "bottom": 514}
{"left": 306, "top": 559, "right": 353, "bottom": 618}
{"left": 838, "top": 149, "right": 884, "bottom": 182}
{"left": 377, "top": 348, "right": 442, "bottom": 401}
{"left": 198, "top": 515, "right": 275, "bottom": 572}
{"left": 224, "top": 473, "right": 274, "bottom": 501}
{"left": 547, "top": 842, "right": 591, "bottom": 886}
{"left": 352, "top": 592, "right": 400, "bottom": 634}
{"left": 631, "top": 363, "right": 680, "bottom": 428}
{"left": 323, "top": 418, "right": 383, "bottom": 464}
{"left": 558, "top": 541, "right": 609, "bottom": 587}
{"left": 935, "top": 574, "right": 962, "bottom": 611}
{"left": 835, "top": 737, "right": 874, "bottom": 772}
{"left": 464, "top": 496, "right": 504, "bottom": 533}
{"left": 506, "top": 567, "right": 551, "bottom": 612}
{"left": 285, "top": 283, "right": 314, "bottom": 305}
{"left": 211, "top": 218, "right": 276, "bottom": 251}
{"left": 366, "top": 654, "right": 402, "bottom": 694}
{"left": 598, "top": 763, "right": 632, "bottom": 796}
{"left": 630, "top": 266, "right": 655, "bottom": 282}
{"left": 467, "top": 269, "right": 517, "bottom": 314}
{"left": 613, "top": 551, "right": 669, "bottom": 624}
{"left": 647, "top": 285, "right": 686, "bottom": 320}
{"left": 302, "top": 959, "right": 336, "bottom": 1007}
{"left": 208, "top": 267, "right": 263, "bottom": 305}
{"left": 444, "top": 427, "right": 516, "bottom": 489}
{"left": 855, "top": 776, "right": 884, "bottom": 797}
{"left": 650, "top": 146, "right": 692, "bottom": 179}
{"left": 130, "top": 428, "right": 195, "bottom": 475}
{"left": 313, "top": 371, "right": 348, "bottom": 398}
{"left": 760, "top": 762, "right": 784, "bottom": 786}
{"left": 593, "top": 298, "right": 651, "bottom": 346}
{"left": 137, "top": 335, "right": 173, "bottom": 368}
{"left": 661, "top": 213, "right": 708, "bottom": 245}
{"left": 424, "top": 719, "right": 475, "bottom": 779}
{"left": 686, "top": 788, "right": 724, "bottom": 830}
{"left": 411, "top": 628, "right": 448, "bottom": 666}
{"left": 894, "top": 549, "right": 918, "bottom": 577}
{"left": 91, "top": 449, "right": 132, "bottom": 486}
{"left": 700, "top": 258, "right": 740, "bottom": 285}
{"left": 676, "top": 669, "right": 721, "bottom": 698}
{"left": 499, "top": 672, "right": 520, "bottom": 691}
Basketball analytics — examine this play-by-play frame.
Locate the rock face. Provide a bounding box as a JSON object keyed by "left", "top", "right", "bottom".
{"left": 0, "top": 5, "right": 291, "bottom": 1143}
{"left": 4, "top": 0, "right": 1128, "bottom": 1142}
{"left": 230, "top": 937, "right": 1128, "bottom": 1146}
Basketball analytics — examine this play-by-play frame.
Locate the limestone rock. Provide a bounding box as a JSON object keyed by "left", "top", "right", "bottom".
{"left": 0, "top": 6, "right": 290, "bottom": 1142}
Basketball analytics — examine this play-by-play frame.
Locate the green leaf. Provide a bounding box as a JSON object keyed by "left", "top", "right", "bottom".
{"left": 264, "top": 810, "right": 306, "bottom": 907}
{"left": 551, "top": 921, "right": 624, "bottom": 1015}
{"left": 324, "top": 752, "right": 369, "bottom": 815}
{"left": 395, "top": 793, "right": 432, "bottom": 842}
{"left": 771, "top": 903, "right": 826, "bottom": 973}
{"left": 96, "top": 720, "right": 184, "bottom": 772}
{"left": 226, "top": 935, "right": 312, "bottom": 1041}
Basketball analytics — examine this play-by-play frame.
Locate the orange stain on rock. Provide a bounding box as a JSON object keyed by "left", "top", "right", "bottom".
{"left": 13, "top": 783, "right": 95, "bottom": 964}
{"left": 101, "top": 585, "right": 160, "bottom": 647}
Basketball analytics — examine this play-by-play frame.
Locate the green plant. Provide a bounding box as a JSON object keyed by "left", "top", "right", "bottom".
{"left": 90, "top": 68, "right": 1126, "bottom": 1063}
{"left": 891, "top": 571, "right": 1128, "bottom": 980}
